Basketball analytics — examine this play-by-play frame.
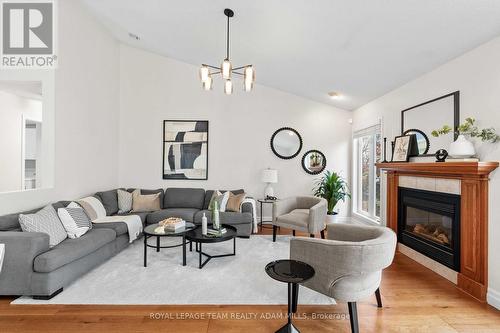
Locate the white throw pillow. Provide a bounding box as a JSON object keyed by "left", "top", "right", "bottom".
{"left": 58, "top": 206, "right": 91, "bottom": 239}
{"left": 18, "top": 205, "right": 67, "bottom": 247}
{"left": 209, "top": 190, "right": 230, "bottom": 212}
{"left": 117, "top": 189, "right": 133, "bottom": 213}
{"left": 77, "top": 196, "right": 106, "bottom": 221}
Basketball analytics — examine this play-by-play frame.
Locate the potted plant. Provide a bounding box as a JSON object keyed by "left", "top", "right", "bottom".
{"left": 313, "top": 171, "right": 350, "bottom": 223}
{"left": 431, "top": 117, "right": 500, "bottom": 158}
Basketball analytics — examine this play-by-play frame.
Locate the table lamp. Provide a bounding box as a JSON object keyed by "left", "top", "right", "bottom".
{"left": 261, "top": 168, "right": 278, "bottom": 198}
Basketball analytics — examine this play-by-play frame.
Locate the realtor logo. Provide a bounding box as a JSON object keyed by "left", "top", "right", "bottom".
{"left": 1, "top": 0, "right": 57, "bottom": 68}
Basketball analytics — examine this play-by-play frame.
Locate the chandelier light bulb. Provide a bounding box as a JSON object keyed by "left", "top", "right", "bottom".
{"left": 221, "top": 59, "right": 232, "bottom": 79}
{"left": 202, "top": 75, "right": 213, "bottom": 90}
{"left": 224, "top": 79, "right": 233, "bottom": 95}
{"left": 199, "top": 65, "right": 210, "bottom": 82}
{"left": 244, "top": 66, "right": 255, "bottom": 92}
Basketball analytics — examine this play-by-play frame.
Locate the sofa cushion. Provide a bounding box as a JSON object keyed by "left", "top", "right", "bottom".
{"left": 203, "top": 189, "right": 244, "bottom": 210}
{"left": 147, "top": 208, "right": 199, "bottom": 225}
{"left": 95, "top": 189, "right": 119, "bottom": 216}
{"left": 194, "top": 210, "right": 252, "bottom": 225}
{"left": 33, "top": 228, "right": 116, "bottom": 273}
{"left": 0, "top": 201, "right": 72, "bottom": 232}
{"left": 92, "top": 221, "right": 128, "bottom": 236}
{"left": 164, "top": 188, "right": 205, "bottom": 209}
{"left": 132, "top": 189, "right": 161, "bottom": 212}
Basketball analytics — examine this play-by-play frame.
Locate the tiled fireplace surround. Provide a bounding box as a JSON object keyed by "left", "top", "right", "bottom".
{"left": 377, "top": 162, "right": 499, "bottom": 302}
{"left": 397, "top": 175, "right": 460, "bottom": 284}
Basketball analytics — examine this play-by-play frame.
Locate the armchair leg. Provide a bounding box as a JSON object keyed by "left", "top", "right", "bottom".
{"left": 292, "top": 230, "right": 296, "bottom": 236}
{"left": 320, "top": 230, "right": 325, "bottom": 239}
{"left": 272, "top": 225, "right": 277, "bottom": 242}
{"left": 310, "top": 234, "right": 315, "bottom": 238}
{"left": 347, "top": 302, "right": 359, "bottom": 333}
{"left": 375, "top": 288, "right": 382, "bottom": 308}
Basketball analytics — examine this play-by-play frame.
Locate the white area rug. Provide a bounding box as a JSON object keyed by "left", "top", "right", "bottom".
{"left": 13, "top": 235, "right": 335, "bottom": 305}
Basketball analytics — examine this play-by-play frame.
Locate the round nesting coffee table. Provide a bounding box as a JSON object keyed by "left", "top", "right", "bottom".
{"left": 143, "top": 222, "right": 197, "bottom": 267}
{"left": 265, "top": 259, "right": 315, "bottom": 333}
{"left": 185, "top": 224, "right": 237, "bottom": 269}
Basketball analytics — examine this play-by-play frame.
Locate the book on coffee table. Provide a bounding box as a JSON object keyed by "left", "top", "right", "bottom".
{"left": 164, "top": 220, "right": 186, "bottom": 231}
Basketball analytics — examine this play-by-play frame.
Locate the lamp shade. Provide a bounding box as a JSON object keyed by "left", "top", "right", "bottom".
{"left": 261, "top": 169, "right": 278, "bottom": 183}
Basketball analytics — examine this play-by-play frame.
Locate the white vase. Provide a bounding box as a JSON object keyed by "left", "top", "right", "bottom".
{"left": 325, "top": 213, "right": 338, "bottom": 225}
{"left": 448, "top": 135, "right": 475, "bottom": 158}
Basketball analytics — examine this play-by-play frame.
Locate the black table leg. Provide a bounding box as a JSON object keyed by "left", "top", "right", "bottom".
{"left": 292, "top": 283, "right": 299, "bottom": 313}
{"left": 143, "top": 235, "right": 147, "bottom": 267}
{"left": 156, "top": 236, "right": 160, "bottom": 252}
{"left": 199, "top": 242, "right": 202, "bottom": 269}
{"left": 233, "top": 237, "right": 236, "bottom": 255}
{"left": 275, "top": 282, "right": 300, "bottom": 333}
{"left": 182, "top": 235, "right": 186, "bottom": 266}
{"left": 190, "top": 240, "right": 192, "bottom": 252}
{"left": 260, "top": 201, "right": 263, "bottom": 229}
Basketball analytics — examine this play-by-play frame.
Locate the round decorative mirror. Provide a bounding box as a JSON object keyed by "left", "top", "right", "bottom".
{"left": 301, "top": 150, "right": 326, "bottom": 175}
{"left": 270, "top": 127, "right": 303, "bottom": 159}
{"left": 403, "top": 129, "right": 430, "bottom": 155}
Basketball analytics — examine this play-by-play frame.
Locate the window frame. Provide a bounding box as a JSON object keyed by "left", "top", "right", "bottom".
{"left": 352, "top": 125, "right": 381, "bottom": 224}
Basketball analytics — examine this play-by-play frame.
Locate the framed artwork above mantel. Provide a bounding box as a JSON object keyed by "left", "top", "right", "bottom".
{"left": 163, "top": 120, "right": 208, "bottom": 180}
{"left": 401, "top": 91, "right": 460, "bottom": 157}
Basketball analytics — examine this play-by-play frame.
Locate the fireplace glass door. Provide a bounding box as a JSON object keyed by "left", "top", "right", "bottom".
{"left": 405, "top": 206, "right": 453, "bottom": 249}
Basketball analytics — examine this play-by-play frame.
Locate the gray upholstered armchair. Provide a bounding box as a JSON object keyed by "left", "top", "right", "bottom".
{"left": 290, "top": 223, "right": 396, "bottom": 333}
{"left": 272, "top": 196, "right": 327, "bottom": 242}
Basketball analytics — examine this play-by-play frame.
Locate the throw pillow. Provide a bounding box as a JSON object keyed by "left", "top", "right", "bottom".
{"left": 57, "top": 206, "right": 91, "bottom": 239}
{"left": 226, "top": 192, "right": 247, "bottom": 212}
{"left": 18, "top": 205, "right": 67, "bottom": 247}
{"left": 132, "top": 189, "right": 161, "bottom": 212}
{"left": 77, "top": 196, "right": 107, "bottom": 221}
{"left": 208, "top": 190, "right": 230, "bottom": 212}
{"left": 117, "top": 189, "right": 133, "bottom": 213}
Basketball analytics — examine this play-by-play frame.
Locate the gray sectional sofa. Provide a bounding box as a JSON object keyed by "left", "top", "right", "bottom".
{"left": 0, "top": 187, "right": 253, "bottom": 299}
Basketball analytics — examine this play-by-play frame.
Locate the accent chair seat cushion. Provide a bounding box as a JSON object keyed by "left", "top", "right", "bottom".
{"left": 146, "top": 208, "right": 200, "bottom": 225}
{"left": 275, "top": 209, "right": 309, "bottom": 231}
{"left": 33, "top": 228, "right": 116, "bottom": 273}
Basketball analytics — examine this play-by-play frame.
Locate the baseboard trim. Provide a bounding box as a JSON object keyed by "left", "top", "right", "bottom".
{"left": 487, "top": 288, "right": 500, "bottom": 310}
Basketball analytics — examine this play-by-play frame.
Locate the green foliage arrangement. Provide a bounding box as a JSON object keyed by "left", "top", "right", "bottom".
{"left": 431, "top": 117, "right": 500, "bottom": 143}
{"left": 313, "top": 171, "right": 350, "bottom": 215}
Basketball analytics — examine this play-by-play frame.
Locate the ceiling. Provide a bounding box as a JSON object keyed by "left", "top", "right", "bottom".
{"left": 0, "top": 81, "right": 42, "bottom": 100}
{"left": 81, "top": 0, "right": 500, "bottom": 110}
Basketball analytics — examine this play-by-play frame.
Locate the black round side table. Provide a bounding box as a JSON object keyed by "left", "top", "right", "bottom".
{"left": 265, "top": 259, "right": 315, "bottom": 333}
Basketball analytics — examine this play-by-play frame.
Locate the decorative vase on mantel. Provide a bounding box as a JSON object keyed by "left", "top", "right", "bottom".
{"left": 448, "top": 135, "right": 476, "bottom": 159}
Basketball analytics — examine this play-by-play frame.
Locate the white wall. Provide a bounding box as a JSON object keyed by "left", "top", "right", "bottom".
{"left": 0, "top": 0, "right": 120, "bottom": 215}
{"left": 118, "top": 45, "right": 352, "bottom": 218}
{"left": 352, "top": 36, "right": 500, "bottom": 308}
{"left": 0, "top": 91, "right": 42, "bottom": 192}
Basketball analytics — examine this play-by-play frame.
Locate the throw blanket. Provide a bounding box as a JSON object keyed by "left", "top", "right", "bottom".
{"left": 93, "top": 215, "right": 143, "bottom": 243}
{"left": 241, "top": 198, "right": 258, "bottom": 233}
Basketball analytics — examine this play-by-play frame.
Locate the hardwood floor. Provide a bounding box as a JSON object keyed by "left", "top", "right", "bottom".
{"left": 1, "top": 227, "right": 499, "bottom": 333}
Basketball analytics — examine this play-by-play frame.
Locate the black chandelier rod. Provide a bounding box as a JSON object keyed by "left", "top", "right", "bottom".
{"left": 226, "top": 12, "right": 230, "bottom": 60}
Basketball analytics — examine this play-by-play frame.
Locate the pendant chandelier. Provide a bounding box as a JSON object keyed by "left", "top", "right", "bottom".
{"left": 199, "top": 8, "right": 255, "bottom": 94}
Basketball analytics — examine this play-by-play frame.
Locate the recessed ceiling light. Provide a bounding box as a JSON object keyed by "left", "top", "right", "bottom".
{"left": 328, "top": 91, "right": 340, "bottom": 99}
{"left": 128, "top": 32, "right": 140, "bottom": 40}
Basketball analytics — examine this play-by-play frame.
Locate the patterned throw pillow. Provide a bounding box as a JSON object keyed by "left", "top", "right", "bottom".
{"left": 117, "top": 189, "right": 133, "bottom": 213}
{"left": 58, "top": 206, "right": 92, "bottom": 239}
{"left": 226, "top": 192, "right": 247, "bottom": 212}
{"left": 19, "top": 205, "right": 67, "bottom": 247}
{"left": 77, "top": 196, "right": 107, "bottom": 221}
{"left": 209, "top": 191, "right": 230, "bottom": 212}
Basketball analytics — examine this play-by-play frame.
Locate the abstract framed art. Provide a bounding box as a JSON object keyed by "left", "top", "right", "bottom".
{"left": 163, "top": 120, "right": 208, "bottom": 180}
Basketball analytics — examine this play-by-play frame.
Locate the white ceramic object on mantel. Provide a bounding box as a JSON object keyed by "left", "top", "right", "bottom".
{"left": 448, "top": 135, "right": 476, "bottom": 158}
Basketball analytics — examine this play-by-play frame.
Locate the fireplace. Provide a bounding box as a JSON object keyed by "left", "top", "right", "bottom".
{"left": 398, "top": 187, "right": 460, "bottom": 271}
